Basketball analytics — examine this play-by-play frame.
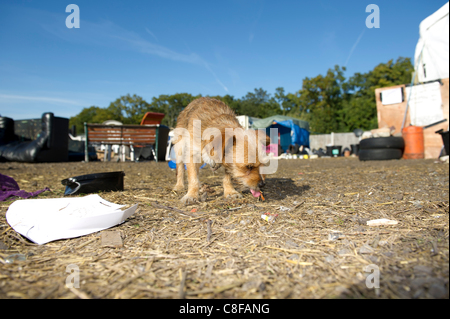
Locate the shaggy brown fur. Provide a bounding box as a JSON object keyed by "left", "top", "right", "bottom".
{"left": 172, "top": 97, "right": 266, "bottom": 205}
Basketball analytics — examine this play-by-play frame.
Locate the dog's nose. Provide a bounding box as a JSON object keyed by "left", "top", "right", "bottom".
{"left": 258, "top": 180, "right": 265, "bottom": 189}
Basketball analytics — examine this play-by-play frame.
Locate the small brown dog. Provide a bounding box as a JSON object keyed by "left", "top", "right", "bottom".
{"left": 173, "top": 97, "right": 268, "bottom": 205}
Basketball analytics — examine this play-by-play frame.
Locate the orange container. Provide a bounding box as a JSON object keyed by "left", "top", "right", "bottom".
{"left": 402, "top": 126, "right": 424, "bottom": 159}
{"left": 140, "top": 112, "right": 165, "bottom": 125}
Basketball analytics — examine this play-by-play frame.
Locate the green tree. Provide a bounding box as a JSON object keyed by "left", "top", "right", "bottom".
{"left": 296, "top": 65, "right": 347, "bottom": 134}
{"left": 149, "top": 93, "right": 200, "bottom": 127}
{"left": 240, "top": 88, "right": 281, "bottom": 118}
{"left": 274, "top": 87, "right": 287, "bottom": 115}
{"left": 107, "top": 94, "right": 151, "bottom": 124}
{"left": 69, "top": 106, "right": 118, "bottom": 135}
{"left": 208, "top": 94, "right": 243, "bottom": 114}
{"left": 69, "top": 94, "right": 152, "bottom": 134}
{"left": 68, "top": 57, "right": 413, "bottom": 136}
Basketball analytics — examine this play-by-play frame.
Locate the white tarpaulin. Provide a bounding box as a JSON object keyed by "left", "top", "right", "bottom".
{"left": 405, "top": 81, "right": 444, "bottom": 127}
{"left": 414, "top": 2, "right": 449, "bottom": 83}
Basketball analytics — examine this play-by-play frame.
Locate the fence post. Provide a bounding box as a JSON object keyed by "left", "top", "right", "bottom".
{"left": 155, "top": 125, "right": 159, "bottom": 162}
{"left": 84, "top": 123, "right": 89, "bottom": 162}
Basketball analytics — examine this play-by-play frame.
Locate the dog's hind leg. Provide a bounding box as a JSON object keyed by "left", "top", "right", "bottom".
{"left": 181, "top": 161, "right": 201, "bottom": 205}
{"left": 223, "top": 172, "right": 243, "bottom": 199}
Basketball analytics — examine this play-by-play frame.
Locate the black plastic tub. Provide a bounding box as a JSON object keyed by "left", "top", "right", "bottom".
{"left": 61, "top": 171, "right": 125, "bottom": 196}
{"left": 326, "top": 146, "right": 342, "bottom": 157}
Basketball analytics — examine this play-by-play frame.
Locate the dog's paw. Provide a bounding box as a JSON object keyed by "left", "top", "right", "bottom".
{"left": 225, "top": 191, "right": 243, "bottom": 200}
{"left": 181, "top": 194, "right": 198, "bottom": 205}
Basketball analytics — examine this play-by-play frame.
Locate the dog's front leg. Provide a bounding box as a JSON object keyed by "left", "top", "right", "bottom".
{"left": 173, "top": 162, "right": 185, "bottom": 192}
{"left": 181, "top": 162, "right": 200, "bottom": 205}
{"left": 223, "top": 173, "right": 243, "bottom": 199}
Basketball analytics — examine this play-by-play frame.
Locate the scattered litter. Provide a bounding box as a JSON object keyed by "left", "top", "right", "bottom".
{"left": 261, "top": 212, "right": 279, "bottom": 223}
{"left": 227, "top": 206, "right": 244, "bottom": 211}
{"left": 190, "top": 208, "right": 198, "bottom": 213}
{"left": 439, "top": 155, "right": 449, "bottom": 163}
{"left": 278, "top": 206, "right": 291, "bottom": 212}
{"left": 259, "top": 192, "right": 265, "bottom": 201}
{"left": 5, "top": 253, "right": 26, "bottom": 264}
{"left": 409, "top": 200, "right": 423, "bottom": 208}
{"left": 101, "top": 230, "right": 123, "bottom": 248}
{"left": 366, "top": 218, "right": 398, "bottom": 226}
{"left": 378, "top": 240, "right": 388, "bottom": 246}
{"left": 6, "top": 194, "right": 138, "bottom": 245}
{"left": 357, "top": 218, "right": 370, "bottom": 225}
{"left": 328, "top": 232, "right": 345, "bottom": 241}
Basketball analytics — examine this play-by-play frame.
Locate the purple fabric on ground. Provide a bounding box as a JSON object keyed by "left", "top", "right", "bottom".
{"left": 0, "top": 173, "right": 50, "bottom": 202}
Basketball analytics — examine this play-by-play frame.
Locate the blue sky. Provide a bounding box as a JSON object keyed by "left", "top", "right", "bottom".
{"left": 0, "top": 0, "right": 448, "bottom": 119}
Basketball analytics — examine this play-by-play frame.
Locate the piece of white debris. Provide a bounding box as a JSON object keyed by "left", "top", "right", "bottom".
{"left": 366, "top": 218, "right": 398, "bottom": 226}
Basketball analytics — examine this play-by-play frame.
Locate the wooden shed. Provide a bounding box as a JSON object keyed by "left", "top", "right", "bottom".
{"left": 375, "top": 78, "right": 449, "bottom": 159}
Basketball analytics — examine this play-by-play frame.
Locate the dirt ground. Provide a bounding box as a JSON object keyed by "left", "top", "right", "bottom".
{"left": 0, "top": 157, "right": 448, "bottom": 299}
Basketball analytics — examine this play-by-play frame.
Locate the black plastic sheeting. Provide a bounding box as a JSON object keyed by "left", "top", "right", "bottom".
{"left": 0, "top": 113, "right": 68, "bottom": 162}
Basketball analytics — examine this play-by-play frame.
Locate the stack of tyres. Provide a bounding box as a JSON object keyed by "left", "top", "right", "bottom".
{"left": 358, "top": 137, "right": 405, "bottom": 161}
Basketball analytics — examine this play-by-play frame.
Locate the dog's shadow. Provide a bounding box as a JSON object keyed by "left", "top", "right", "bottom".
{"left": 261, "top": 177, "right": 310, "bottom": 200}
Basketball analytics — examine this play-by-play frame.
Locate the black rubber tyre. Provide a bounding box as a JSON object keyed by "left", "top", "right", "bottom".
{"left": 360, "top": 137, "right": 404, "bottom": 150}
{"left": 358, "top": 148, "right": 403, "bottom": 161}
